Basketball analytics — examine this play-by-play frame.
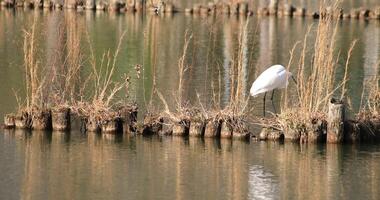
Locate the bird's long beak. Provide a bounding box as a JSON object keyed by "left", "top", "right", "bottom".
{"left": 291, "top": 75, "right": 297, "bottom": 85}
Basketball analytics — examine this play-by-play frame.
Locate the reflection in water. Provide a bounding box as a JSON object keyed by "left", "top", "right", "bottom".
{"left": 248, "top": 165, "right": 279, "bottom": 200}
{"left": 0, "top": 131, "right": 380, "bottom": 199}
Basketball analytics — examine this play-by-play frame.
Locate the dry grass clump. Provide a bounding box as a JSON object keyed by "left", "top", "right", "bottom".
{"left": 50, "top": 19, "right": 84, "bottom": 112}
{"left": 8, "top": 20, "right": 50, "bottom": 129}
{"left": 74, "top": 32, "right": 130, "bottom": 130}
{"left": 275, "top": 0, "right": 356, "bottom": 135}
{"left": 357, "top": 67, "right": 380, "bottom": 121}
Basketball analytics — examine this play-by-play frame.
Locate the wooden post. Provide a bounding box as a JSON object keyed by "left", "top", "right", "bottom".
{"left": 85, "top": 0, "right": 95, "bottom": 9}
{"left": 327, "top": 99, "right": 345, "bottom": 143}
{"left": 268, "top": 0, "right": 278, "bottom": 15}
{"left": 307, "top": 119, "right": 327, "bottom": 143}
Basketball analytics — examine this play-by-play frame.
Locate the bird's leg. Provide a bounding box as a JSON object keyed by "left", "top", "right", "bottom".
{"left": 271, "top": 90, "right": 277, "bottom": 114}
{"left": 263, "top": 92, "right": 267, "bottom": 117}
{"left": 291, "top": 75, "right": 298, "bottom": 85}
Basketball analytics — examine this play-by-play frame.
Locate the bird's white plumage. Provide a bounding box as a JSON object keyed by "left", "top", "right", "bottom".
{"left": 250, "top": 65, "right": 291, "bottom": 96}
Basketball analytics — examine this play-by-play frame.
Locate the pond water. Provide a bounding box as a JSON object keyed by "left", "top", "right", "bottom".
{"left": 0, "top": 5, "right": 380, "bottom": 200}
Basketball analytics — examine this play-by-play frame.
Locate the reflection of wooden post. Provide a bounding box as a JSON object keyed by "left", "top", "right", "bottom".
{"left": 327, "top": 99, "right": 345, "bottom": 143}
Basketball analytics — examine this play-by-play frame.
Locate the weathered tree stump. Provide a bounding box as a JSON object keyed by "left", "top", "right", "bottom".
{"left": 344, "top": 120, "right": 361, "bottom": 143}
{"left": 159, "top": 117, "right": 173, "bottom": 136}
{"left": 119, "top": 105, "right": 138, "bottom": 134}
{"left": 96, "top": 3, "right": 106, "bottom": 10}
{"left": 230, "top": 3, "right": 239, "bottom": 15}
{"left": 239, "top": 2, "right": 248, "bottom": 15}
{"left": 85, "top": 117, "right": 101, "bottom": 132}
{"left": 15, "top": 111, "right": 32, "bottom": 129}
{"left": 204, "top": 119, "right": 221, "bottom": 138}
{"left": 101, "top": 118, "right": 121, "bottom": 133}
{"left": 371, "top": 7, "right": 380, "bottom": 19}
{"left": 359, "top": 8, "right": 370, "bottom": 19}
{"left": 283, "top": 4, "right": 295, "bottom": 16}
{"left": 327, "top": 99, "right": 345, "bottom": 143}
{"left": 189, "top": 120, "right": 205, "bottom": 137}
{"left": 307, "top": 118, "right": 327, "bottom": 143}
{"left": 165, "top": 3, "right": 174, "bottom": 13}
{"left": 4, "top": 114, "right": 15, "bottom": 129}
{"left": 268, "top": 0, "right": 278, "bottom": 15}
{"left": 85, "top": 0, "right": 95, "bottom": 9}
{"left": 222, "top": 4, "right": 230, "bottom": 14}
{"left": 220, "top": 119, "right": 233, "bottom": 139}
{"left": 232, "top": 119, "right": 250, "bottom": 140}
{"left": 284, "top": 126, "right": 301, "bottom": 142}
{"left": 184, "top": 8, "right": 193, "bottom": 14}
{"left": 232, "top": 129, "right": 250, "bottom": 140}
{"left": 208, "top": 2, "right": 216, "bottom": 14}
{"left": 350, "top": 9, "right": 360, "bottom": 19}
{"left": 31, "top": 109, "right": 52, "bottom": 130}
{"left": 294, "top": 7, "right": 306, "bottom": 17}
{"left": 142, "top": 114, "right": 163, "bottom": 135}
{"left": 52, "top": 108, "right": 71, "bottom": 131}
{"left": 172, "top": 120, "right": 190, "bottom": 136}
{"left": 259, "top": 127, "right": 283, "bottom": 141}
{"left": 192, "top": 4, "right": 201, "bottom": 14}
{"left": 257, "top": 7, "right": 269, "bottom": 16}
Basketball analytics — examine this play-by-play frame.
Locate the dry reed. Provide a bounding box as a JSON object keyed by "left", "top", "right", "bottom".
{"left": 275, "top": 0, "right": 356, "bottom": 133}
{"left": 75, "top": 31, "right": 130, "bottom": 125}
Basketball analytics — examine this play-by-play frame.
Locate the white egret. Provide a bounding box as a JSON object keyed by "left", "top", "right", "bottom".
{"left": 250, "top": 64, "right": 297, "bottom": 116}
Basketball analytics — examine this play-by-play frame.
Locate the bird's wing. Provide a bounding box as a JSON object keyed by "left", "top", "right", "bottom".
{"left": 250, "top": 65, "right": 286, "bottom": 96}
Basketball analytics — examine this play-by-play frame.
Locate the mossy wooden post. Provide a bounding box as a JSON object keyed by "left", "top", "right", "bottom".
{"left": 142, "top": 114, "right": 163, "bottom": 135}
{"left": 307, "top": 119, "right": 327, "bottom": 143}
{"left": 268, "top": 0, "right": 278, "bottom": 15}
{"left": 260, "top": 127, "right": 283, "bottom": 141}
{"left": 31, "top": 109, "right": 52, "bottom": 130}
{"left": 34, "top": 0, "right": 43, "bottom": 8}
{"left": 327, "top": 99, "right": 345, "bottom": 143}
{"left": 284, "top": 126, "right": 300, "bottom": 142}
{"left": 101, "top": 118, "right": 121, "bottom": 133}
{"left": 220, "top": 120, "right": 233, "bottom": 139}
{"left": 85, "top": 117, "right": 101, "bottom": 132}
{"left": 126, "top": 0, "right": 135, "bottom": 11}
{"left": 344, "top": 120, "right": 360, "bottom": 143}
{"left": 172, "top": 120, "right": 190, "bottom": 136}
{"left": 43, "top": 0, "right": 52, "bottom": 8}
{"left": 53, "top": 0, "right": 63, "bottom": 8}
{"left": 4, "top": 114, "right": 15, "bottom": 129}
{"left": 230, "top": 3, "right": 239, "bottom": 15}
{"left": 283, "top": 3, "right": 295, "bottom": 16}
{"left": 4, "top": 0, "right": 15, "bottom": 7}
{"left": 65, "top": 0, "right": 76, "bottom": 9}
{"left": 239, "top": 2, "right": 248, "bottom": 15}
{"left": 85, "top": 0, "right": 95, "bottom": 9}
{"left": 120, "top": 106, "right": 137, "bottom": 134}
{"left": 159, "top": 117, "right": 173, "bottom": 136}
{"left": 52, "top": 108, "right": 70, "bottom": 131}
{"left": 15, "top": 112, "right": 31, "bottom": 129}
{"left": 204, "top": 119, "right": 221, "bottom": 138}
{"left": 222, "top": 4, "right": 230, "bottom": 15}
{"left": 189, "top": 120, "right": 205, "bottom": 137}
{"left": 109, "top": 0, "right": 120, "bottom": 11}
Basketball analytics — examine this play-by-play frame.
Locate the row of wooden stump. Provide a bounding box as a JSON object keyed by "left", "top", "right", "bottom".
{"left": 3, "top": 106, "right": 138, "bottom": 133}
{"left": 3, "top": 106, "right": 251, "bottom": 140}
{"left": 140, "top": 113, "right": 250, "bottom": 139}
{"left": 259, "top": 99, "right": 380, "bottom": 144}
{"left": 185, "top": 2, "right": 380, "bottom": 20}
{"left": 1, "top": 0, "right": 380, "bottom": 21}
